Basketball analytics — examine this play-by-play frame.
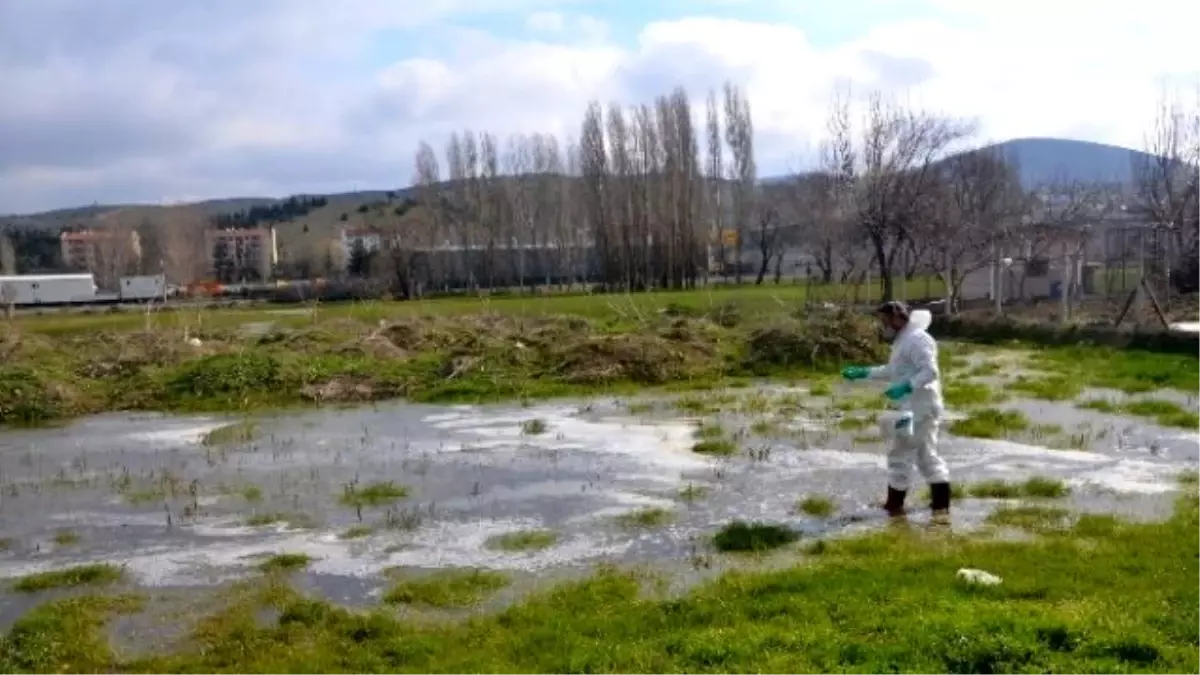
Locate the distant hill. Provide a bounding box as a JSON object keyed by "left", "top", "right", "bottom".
{"left": 988, "top": 137, "right": 1154, "bottom": 188}
{"left": 0, "top": 137, "right": 1159, "bottom": 241}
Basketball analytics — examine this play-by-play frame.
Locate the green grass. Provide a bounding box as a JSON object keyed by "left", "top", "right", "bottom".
{"left": 1028, "top": 345, "right": 1199, "bottom": 394}
{"left": 678, "top": 483, "right": 710, "bottom": 503}
{"left": 749, "top": 419, "right": 780, "bottom": 435}
{"left": 807, "top": 381, "right": 833, "bottom": 396}
{"left": 0, "top": 287, "right": 903, "bottom": 426}
{"left": 258, "top": 553, "right": 313, "bottom": 573}
{"left": 835, "top": 415, "right": 872, "bottom": 431}
{"left": 1005, "top": 375, "right": 1082, "bottom": 402}
{"left": 384, "top": 569, "right": 510, "bottom": 608}
{"left": 1078, "top": 397, "right": 1199, "bottom": 429}
{"left": 691, "top": 438, "right": 737, "bottom": 456}
{"left": 943, "top": 381, "right": 1004, "bottom": 407}
{"left": 339, "top": 525, "right": 374, "bottom": 540}
{"left": 243, "top": 512, "right": 313, "bottom": 528}
{"left": 712, "top": 521, "right": 799, "bottom": 553}
{"left": 340, "top": 481, "right": 410, "bottom": 508}
{"left": 966, "top": 361, "right": 1002, "bottom": 377}
{"left": 520, "top": 418, "right": 548, "bottom": 435}
{"left": 1178, "top": 470, "right": 1199, "bottom": 486}
{"left": 52, "top": 529, "right": 79, "bottom": 546}
{"left": 4, "top": 500, "right": 1197, "bottom": 673}
{"left": 1078, "top": 398, "right": 1120, "bottom": 413}
{"left": 240, "top": 485, "right": 264, "bottom": 502}
{"left": 693, "top": 422, "right": 726, "bottom": 439}
{"left": 200, "top": 420, "right": 259, "bottom": 446}
{"left": 795, "top": 496, "right": 835, "bottom": 518}
{"left": 615, "top": 507, "right": 674, "bottom": 529}
{"left": 949, "top": 408, "right": 1031, "bottom": 439}
{"left": 966, "top": 477, "right": 1070, "bottom": 500}
{"left": 1122, "top": 400, "right": 1200, "bottom": 430}
{"left": 11, "top": 564, "right": 124, "bottom": 593}
{"left": 985, "top": 504, "right": 1071, "bottom": 532}
{"left": 484, "top": 529, "right": 558, "bottom": 552}
{"left": 0, "top": 594, "right": 144, "bottom": 673}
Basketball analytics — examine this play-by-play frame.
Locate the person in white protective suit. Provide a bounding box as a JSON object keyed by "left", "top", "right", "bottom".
{"left": 840, "top": 301, "right": 951, "bottom": 517}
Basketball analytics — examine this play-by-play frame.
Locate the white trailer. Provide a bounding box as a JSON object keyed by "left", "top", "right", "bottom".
{"left": 0, "top": 274, "right": 97, "bottom": 306}
{"left": 118, "top": 274, "right": 167, "bottom": 302}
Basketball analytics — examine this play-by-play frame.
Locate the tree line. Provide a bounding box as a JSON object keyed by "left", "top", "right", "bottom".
{"left": 2, "top": 82, "right": 1194, "bottom": 310}
{"left": 361, "top": 81, "right": 1197, "bottom": 308}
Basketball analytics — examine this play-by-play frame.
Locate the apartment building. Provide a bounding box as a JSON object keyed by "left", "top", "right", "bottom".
{"left": 340, "top": 228, "right": 382, "bottom": 257}
{"left": 205, "top": 226, "right": 278, "bottom": 282}
{"left": 59, "top": 228, "right": 142, "bottom": 274}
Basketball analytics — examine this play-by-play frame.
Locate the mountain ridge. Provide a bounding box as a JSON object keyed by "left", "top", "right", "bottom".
{"left": 0, "top": 137, "right": 1159, "bottom": 229}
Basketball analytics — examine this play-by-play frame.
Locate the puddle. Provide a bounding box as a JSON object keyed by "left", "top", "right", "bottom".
{"left": 0, "top": 381, "right": 1195, "bottom": 615}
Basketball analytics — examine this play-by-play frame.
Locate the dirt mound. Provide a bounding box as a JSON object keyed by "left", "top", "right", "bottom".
{"left": 743, "top": 309, "right": 885, "bottom": 373}
{"left": 300, "top": 377, "right": 385, "bottom": 403}
{"left": 0, "top": 366, "right": 77, "bottom": 426}
{"left": 551, "top": 332, "right": 715, "bottom": 385}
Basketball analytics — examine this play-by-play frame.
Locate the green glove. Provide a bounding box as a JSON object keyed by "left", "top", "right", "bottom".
{"left": 884, "top": 381, "right": 913, "bottom": 401}
{"left": 841, "top": 365, "right": 870, "bottom": 381}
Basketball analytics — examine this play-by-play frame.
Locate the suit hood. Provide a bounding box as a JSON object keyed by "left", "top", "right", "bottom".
{"left": 908, "top": 309, "right": 932, "bottom": 332}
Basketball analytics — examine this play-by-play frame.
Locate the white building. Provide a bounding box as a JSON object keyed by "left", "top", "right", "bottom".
{"left": 341, "top": 228, "right": 382, "bottom": 259}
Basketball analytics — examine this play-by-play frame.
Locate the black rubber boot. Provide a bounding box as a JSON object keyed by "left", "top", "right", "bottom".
{"left": 930, "top": 482, "right": 952, "bottom": 515}
{"left": 883, "top": 486, "right": 907, "bottom": 517}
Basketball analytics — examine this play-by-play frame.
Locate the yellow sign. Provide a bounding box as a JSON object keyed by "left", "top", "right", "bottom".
{"left": 711, "top": 230, "right": 738, "bottom": 246}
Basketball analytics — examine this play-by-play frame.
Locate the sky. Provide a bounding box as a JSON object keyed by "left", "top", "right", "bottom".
{"left": 1, "top": 0, "right": 1197, "bottom": 215}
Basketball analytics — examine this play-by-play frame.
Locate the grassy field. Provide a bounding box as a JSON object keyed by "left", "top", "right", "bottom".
{"left": 1, "top": 284, "right": 909, "bottom": 426}
{"left": 1, "top": 496, "right": 1195, "bottom": 673}
{"left": 2, "top": 283, "right": 1198, "bottom": 673}
{"left": 13, "top": 279, "right": 942, "bottom": 336}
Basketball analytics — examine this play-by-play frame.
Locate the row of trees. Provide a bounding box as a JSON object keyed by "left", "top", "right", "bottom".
{"left": 4, "top": 81, "right": 1194, "bottom": 309}
{"left": 375, "top": 81, "right": 1195, "bottom": 307}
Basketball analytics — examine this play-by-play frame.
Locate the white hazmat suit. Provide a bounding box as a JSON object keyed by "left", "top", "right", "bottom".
{"left": 863, "top": 309, "right": 950, "bottom": 493}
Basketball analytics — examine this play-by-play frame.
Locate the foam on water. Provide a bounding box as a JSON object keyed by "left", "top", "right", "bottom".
{"left": 0, "top": 518, "right": 628, "bottom": 587}
{"left": 126, "top": 423, "right": 229, "bottom": 446}
{"left": 1069, "top": 459, "right": 1186, "bottom": 495}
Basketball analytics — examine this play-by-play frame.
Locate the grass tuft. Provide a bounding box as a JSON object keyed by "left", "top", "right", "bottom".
{"left": 986, "top": 504, "right": 1071, "bottom": 532}
{"left": 384, "top": 569, "right": 510, "bottom": 608}
{"left": 484, "top": 529, "right": 558, "bottom": 552}
{"left": 11, "top": 564, "right": 124, "bottom": 593}
{"left": 795, "top": 496, "right": 835, "bottom": 518}
{"left": 949, "top": 408, "right": 1030, "bottom": 439}
{"left": 944, "top": 381, "right": 1003, "bottom": 407}
{"left": 712, "top": 521, "right": 798, "bottom": 553}
{"left": 200, "top": 420, "right": 259, "bottom": 446}
{"left": 339, "top": 525, "right": 373, "bottom": 540}
{"left": 520, "top": 418, "right": 548, "bottom": 435}
{"left": 691, "top": 438, "right": 737, "bottom": 456}
{"left": 615, "top": 507, "right": 673, "bottom": 529}
{"left": 340, "top": 481, "right": 409, "bottom": 508}
{"left": 1005, "top": 375, "right": 1082, "bottom": 402}
{"left": 258, "top": 553, "right": 313, "bottom": 573}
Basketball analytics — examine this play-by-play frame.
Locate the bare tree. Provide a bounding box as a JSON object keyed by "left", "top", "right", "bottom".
{"left": 1133, "top": 85, "right": 1199, "bottom": 293}
{"left": 750, "top": 196, "right": 784, "bottom": 285}
{"left": 922, "top": 145, "right": 1024, "bottom": 312}
{"left": 1010, "top": 176, "right": 1101, "bottom": 301}
{"left": 706, "top": 89, "right": 725, "bottom": 282}
{"left": 413, "top": 140, "right": 444, "bottom": 291}
{"left": 157, "top": 207, "right": 210, "bottom": 286}
{"left": 0, "top": 232, "right": 15, "bottom": 274}
{"left": 846, "top": 92, "right": 974, "bottom": 300}
{"left": 580, "top": 101, "right": 613, "bottom": 289}
{"left": 724, "top": 82, "right": 756, "bottom": 284}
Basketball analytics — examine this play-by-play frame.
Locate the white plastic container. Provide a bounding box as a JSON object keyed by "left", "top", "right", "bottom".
{"left": 878, "top": 411, "right": 914, "bottom": 443}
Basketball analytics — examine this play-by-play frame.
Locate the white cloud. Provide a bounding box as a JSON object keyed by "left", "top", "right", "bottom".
{"left": 526, "top": 10, "right": 566, "bottom": 32}
{"left": 0, "top": 0, "right": 1196, "bottom": 214}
